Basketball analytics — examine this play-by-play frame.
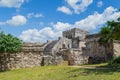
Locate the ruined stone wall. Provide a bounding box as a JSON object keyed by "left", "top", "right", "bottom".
{"left": 85, "top": 34, "right": 114, "bottom": 64}
{"left": 63, "top": 28, "right": 88, "bottom": 49}
{"left": 63, "top": 28, "right": 88, "bottom": 39}
{"left": 80, "top": 41, "right": 86, "bottom": 50}
{"left": 72, "top": 38, "right": 80, "bottom": 48}
{"left": 52, "top": 37, "right": 72, "bottom": 52}
{"left": 85, "top": 34, "right": 105, "bottom": 57}
{"left": 63, "top": 49, "right": 88, "bottom": 65}
{"left": 113, "top": 41, "right": 120, "bottom": 57}
{"left": 43, "top": 37, "right": 71, "bottom": 66}
{"left": 74, "top": 28, "right": 89, "bottom": 39}
{"left": 0, "top": 43, "right": 43, "bottom": 70}
{"left": 85, "top": 34, "right": 106, "bottom": 63}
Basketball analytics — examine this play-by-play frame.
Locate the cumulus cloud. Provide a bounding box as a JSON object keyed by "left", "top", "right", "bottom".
{"left": 0, "top": 0, "right": 26, "bottom": 8}
{"left": 6, "top": 15, "right": 27, "bottom": 26}
{"left": 57, "top": 0, "right": 93, "bottom": 14}
{"left": 20, "top": 6, "right": 120, "bottom": 42}
{"left": 27, "top": 13, "right": 44, "bottom": 18}
{"left": 57, "top": 6, "right": 72, "bottom": 15}
{"left": 97, "top": 1, "right": 103, "bottom": 7}
{"left": 19, "top": 22, "right": 72, "bottom": 42}
{"left": 66, "top": 0, "right": 93, "bottom": 14}
{"left": 53, "top": 22, "right": 72, "bottom": 31}
{"left": 74, "top": 6, "right": 120, "bottom": 30}
{"left": 0, "top": 15, "right": 27, "bottom": 26}
{"left": 19, "top": 29, "right": 42, "bottom": 42}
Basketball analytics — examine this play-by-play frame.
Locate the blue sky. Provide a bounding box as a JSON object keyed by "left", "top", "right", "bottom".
{"left": 0, "top": 0, "right": 120, "bottom": 42}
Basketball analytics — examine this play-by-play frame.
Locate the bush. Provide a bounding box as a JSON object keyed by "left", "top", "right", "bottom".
{"left": 109, "top": 57, "right": 120, "bottom": 65}
{"left": 108, "top": 57, "right": 120, "bottom": 68}
{"left": 0, "top": 32, "right": 22, "bottom": 53}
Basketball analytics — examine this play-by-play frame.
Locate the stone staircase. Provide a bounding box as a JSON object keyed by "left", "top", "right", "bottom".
{"left": 44, "top": 40, "right": 58, "bottom": 55}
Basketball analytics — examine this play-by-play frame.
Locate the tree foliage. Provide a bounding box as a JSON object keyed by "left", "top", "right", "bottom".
{"left": 99, "top": 17, "right": 120, "bottom": 45}
{"left": 99, "top": 17, "right": 120, "bottom": 61}
{"left": 0, "top": 31, "right": 22, "bottom": 53}
{"left": 99, "top": 26, "right": 113, "bottom": 46}
{"left": 107, "top": 18, "right": 120, "bottom": 40}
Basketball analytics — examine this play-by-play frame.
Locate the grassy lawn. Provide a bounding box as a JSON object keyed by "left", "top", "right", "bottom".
{"left": 0, "top": 65, "right": 120, "bottom": 80}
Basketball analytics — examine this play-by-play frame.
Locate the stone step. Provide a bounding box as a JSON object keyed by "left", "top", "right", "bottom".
{"left": 44, "top": 40, "right": 58, "bottom": 52}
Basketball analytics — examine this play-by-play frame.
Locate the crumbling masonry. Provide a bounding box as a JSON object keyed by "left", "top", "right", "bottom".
{"left": 0, "top": 28, "right": 120, "bottom": 70}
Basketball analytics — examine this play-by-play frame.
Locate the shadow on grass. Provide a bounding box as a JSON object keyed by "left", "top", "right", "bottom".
{"left": 67, "top": 65, "right": 120, "bottom": 78}
{"left": 0, "top": 69, "right": 10, "bottom": 72}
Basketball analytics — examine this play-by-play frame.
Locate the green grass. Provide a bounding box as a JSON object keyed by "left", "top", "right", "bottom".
{"left": 0, "top": 65, "right": 120, "bottom": 80}
{"left": 79, "top": 63, "right": 108, "bottom": 67}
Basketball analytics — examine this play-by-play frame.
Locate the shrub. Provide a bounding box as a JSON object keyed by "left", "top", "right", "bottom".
{"left": 109, "top": 57, "right": 120, "bottom": 65}
{"left": 108, "top": 57, "right": 120, "bottom": 68}
{"left": 0, "top": 32, "right": 22, "bottom": 53}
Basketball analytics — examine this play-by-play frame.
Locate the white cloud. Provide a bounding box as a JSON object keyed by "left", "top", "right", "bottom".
{"left": 19, "top": 28, "right": 56, "bottom": 42}
{"left": 0, "top": 0, "right": 26, "bottom": 8}
{"left": 97, "top": 1, "right": 103, "bottom": 7}
{"left": 6, "top": 15, "right": 27, "bottom": 26}
{"left": 66, "top": 0, "right": 93, "bottom": 14}
{"left": 53, "top": 22, "right": 72, "bottom": 31}
{"left": 57, "top": 6, "right": 72, "bottom": 15}
{"left": 19, "top": 22, "right": 72, "bottom": 42}
{"left": 0, "top": 15, "right": 27, "bottom": 26}
{"left": 27, "top": 13, "right": 44, "bottom": 18}
{"left": 57, "top": 0, "right": 93, "bottom": 14}
{"left": 19, "top": 29, "right": 41, "bottom": 42}
{"left": 20, "top": 6, "right": 120, "bottom": 42}
{"left": 0, "top": 22, "right": 5, "bottom": 25}
{"left": 74, "top": 6, "right": 120, "bottom": 30}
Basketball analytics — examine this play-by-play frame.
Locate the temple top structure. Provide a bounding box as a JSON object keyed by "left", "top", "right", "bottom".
{"left": 63, "top": 28, "right": 89, "bottom": 40}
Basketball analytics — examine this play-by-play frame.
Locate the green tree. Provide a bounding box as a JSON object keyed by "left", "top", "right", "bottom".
{"left": 99, "top": 17, "right": 120, "bottom": 61}
{"left": 99, "top": 26, "right": 113, "bottom": 61}
{"left": 0, "top": 31, "right": 22, "bottom": 53}
{"left": 112, "top": 21, "right": 120, "bottom": 40}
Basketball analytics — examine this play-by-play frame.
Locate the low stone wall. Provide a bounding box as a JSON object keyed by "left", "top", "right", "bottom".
{"left": 0, "top": 51, "right": 43, "bottom": 70}
{"left": 42, "top": 55, "right": 63, "bottom": 66}
{"left": 0, "top": 43, "right": 43, "bottom": 71}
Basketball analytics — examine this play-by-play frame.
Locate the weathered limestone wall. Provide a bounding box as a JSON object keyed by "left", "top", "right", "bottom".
{"left": 63, "top": 28, "right": 88, "bottom": 39}
{"left": 85, "top": 34, "right": 105, "bottom": 57}
{"left": 52, "top": 37, "right": 72, "bottom": 54}
{"left": 72, "top": 38, "right": 80, "bottom": 48}
{"left": 42, "top": 55, "right": 63, "bottom": 66}
{"left": 85, "top": 34, "right": 119, "bottom": 64}
{"left": 63, "top": 49, "right": 88, "bottom": 65}
{"left": 80, "top": 41, "right": 86, "bottom": 50}
{"left": 85, "top": 34, "right": 109, "bottom": 63}
{"left": 113, "top": 41, "right": 120, "bottom": 57}
{"left": 0, "top": 43, "right": 43, "bottom": 70}
{"left": 63, "top": 28, "right": 88, "bottom": 49}
{"left": 0, "top": 51, "right": 43, "bottom": 70}
{"left": 43, "top": 37, "right": 71, "bottom": 66}
{"left": 74, "top": 28, "right": 89, "bottom": 39}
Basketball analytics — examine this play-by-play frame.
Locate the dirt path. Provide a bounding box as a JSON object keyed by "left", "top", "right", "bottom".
{"left": 70, "top": 66, "right": 111, "bottom": 69}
